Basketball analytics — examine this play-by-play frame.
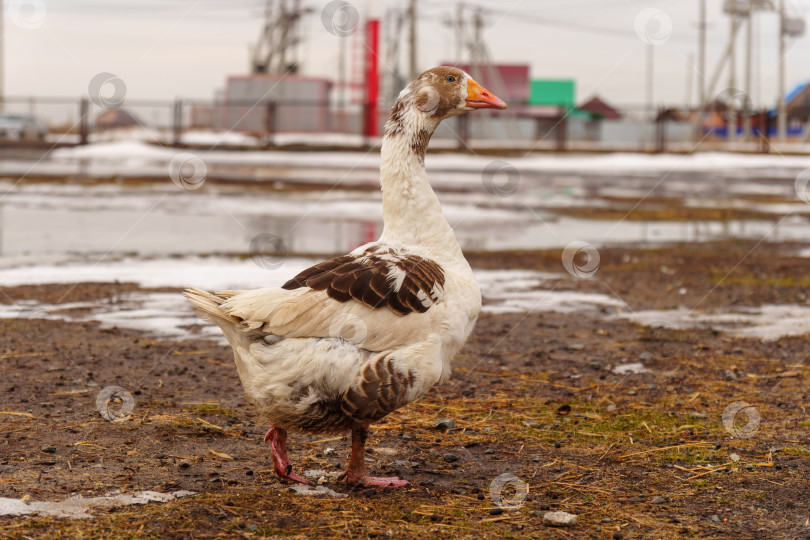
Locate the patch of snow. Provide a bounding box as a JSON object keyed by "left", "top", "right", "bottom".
{"left": 612, "top": 362, "right": 650, "bottom": 375}
{"left": 0, "top": 490, "right": 194, "bottom": 519}
{"left": 623, "top": 305, "right": 810, "bottom": 341}
{"left": 288, "top": 485, "right": 347, "bottom": 498}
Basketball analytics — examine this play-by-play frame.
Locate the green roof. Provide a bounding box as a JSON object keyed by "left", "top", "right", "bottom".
{"left": 528, "top": 79, "right": 576, "bottom": 108}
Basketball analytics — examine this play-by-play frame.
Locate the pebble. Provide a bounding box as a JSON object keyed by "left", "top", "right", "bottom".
{"left": 711, "top": 515, "right": 721, "bottom": 523}
{"left": 639, "top": 352, "right": 652, "bottom": 361}
{"left": 489, "top": 507, "right": 503, "bottom": 516}
{"left": 539, "top": 504, "right": 550, "bottom": 510}
{"left": 601, "top": 517, "right": 611, "bottom": 523}
{"left": 627, "top": 390, "right": 637, "bottom": 396}
{"left": 730, "top": 453, "right": 740, "bottom": 462}
{"left": 613, "top": 532, "right": 623, "bottom": 539}
{"left": 588, "top": 361, "right": 603, "bottom": 370}
{"left": 179, "top": 460, "right": 191, "bottom": 469}
{"left": 651, "top": 495, "right": 666, "bottom": 504}
{"left": 484, "top": 449, "right": 495, "bottom": 454}
{"left": 41, "top": 445, "right": 56, "bottom": 454}
{"left": 4, "top": 466, "right": 13, "bottom": 474}
{"left": 247, "top": 524, "right": 258, "bottom": 532}
{"left": 442, "top": 454, "right": 458, "bottom": 463}
{"left": 542, "top": 511, "right": 578, "bottom": 527}
{"left": 606, "top": 404, "right": 617, "bottom": 413}
{"left": 434, "top": 419, "right": 456, "bottom": 430}
{"left": 689, "top": 412, "right": 707, "bottom": 419}
{"left": 567, "top": 343, "right": 585, "bottom": 351}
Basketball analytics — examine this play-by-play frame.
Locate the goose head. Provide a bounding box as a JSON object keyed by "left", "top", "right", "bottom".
{"left": 384, "top": 66, "right": 507, "bottom": 160}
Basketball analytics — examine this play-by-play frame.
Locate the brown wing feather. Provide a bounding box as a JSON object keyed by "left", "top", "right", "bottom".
{"left": 281, "top": 246, "right": 445, "bottom": 316}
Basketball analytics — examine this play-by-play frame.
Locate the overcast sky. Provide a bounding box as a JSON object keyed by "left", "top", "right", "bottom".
{"left": 5, "top": 0, "right": 810, "bottom": 109}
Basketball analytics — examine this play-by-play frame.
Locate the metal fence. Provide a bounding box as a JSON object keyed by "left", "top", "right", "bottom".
{"left": 0, "top": 95, "right": 808, "bottom": 154}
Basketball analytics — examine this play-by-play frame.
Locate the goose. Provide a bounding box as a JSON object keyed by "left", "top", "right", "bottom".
{"left": 185, "top": 66, "right": 506, "bottom": 488}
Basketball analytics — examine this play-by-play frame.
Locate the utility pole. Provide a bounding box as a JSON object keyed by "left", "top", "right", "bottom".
{"left": 695, "top": 0, "right": 707, "bottom": 141}
{"left": 455, "top": 2, "right": 464, "bottom": 62}
{"left": 743, "top": 6, "right": 754, "bottom": 141}
{"left": 646, "top": 44, "right": 654, "bottom": 119}
{"left": 408, "top": 0, "right": 417, "bottom": 79}
{"left": 0, "top": 0, "right": 4, "bottom": 112}
{"left": 728, "top": 14, "right": 738, "bottom": 143}
{"left": 777, "top": 0, "right": 787, "bottom": 143}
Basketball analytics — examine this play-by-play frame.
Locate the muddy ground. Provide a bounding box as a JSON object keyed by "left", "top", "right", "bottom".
{"left": 1, "top": 240, "right": 809, "bottom": 539}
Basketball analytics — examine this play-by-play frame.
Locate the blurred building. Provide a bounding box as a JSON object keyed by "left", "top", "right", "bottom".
{"left": 191, "top": 74, "right": 335, "bottom": 133}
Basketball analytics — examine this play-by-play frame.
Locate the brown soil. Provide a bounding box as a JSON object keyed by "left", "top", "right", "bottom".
{"left": 1, "top": 241, "right": 809, "bottom": 539}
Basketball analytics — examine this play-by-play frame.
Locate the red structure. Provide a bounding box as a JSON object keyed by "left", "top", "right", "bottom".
{"left": 364, "top": 18, "right": 380, "bottom": 138}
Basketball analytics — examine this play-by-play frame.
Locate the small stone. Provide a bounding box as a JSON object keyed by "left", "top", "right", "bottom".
{"left": 484, "top": 449, "right": 495, "bottom": 454}
{"left": 588, "top": 361, "right": 603, "bottom": 370}
{"left": 41, "top": 445, "right": 56, "bottom": 454}
{"left": 523, "top": 420, "right": 540, "bottom": 427}
{"left": 247, "top": 524, "right": 258, "bottom": 532}
{"left": 489, "top": 507, "right": 503, "bottom": 516}
{"left": 4, "top": 466, "right": 13, "bottom": 474}
{"left": 179, "top": 460, "right": 191, "bottom": 469}
{"left": 689, "top": 412, "right": 707, "bottom": 419}
{"left": 730, "top": 453, "right": 740, "bottom": 462}
{"left": 532, "top": 456, "right": 541, "bottom": 462}
{"left": 542, "top": 511, "right": 578, "bottom": 527}
{"left": 711, "top": 515, "right": 721, "bottom": 523}
{"left": 477, "top": 493, "right": 485, "bottom": 500}
{"left": 744, "top": 464, "right": 754, "bottom": 470}
{"left": 553, "top": 440, "right": 563, "bottom": 448}
{"left": 601, "top": 517, "right": 611, "bottom": 523}
{"left": 639, "top": 352, "right": 652, "bottom": 361}
{"left": 651, "top": 495, "right": 665, "bottom": 504}
{"left": 606, "top": 404, "right": 617, "bottom": 413}
{"left": 627, "top": 390, "right": 637, "bottom": 396}
{"left": 768, "top": 447, "right": 779, "bottom": 453}
{"left": 434, "top": 419, "right": 456, "bottom": 430}
{"left": 154, "top": 454, "right": 165, "bottom": 460}
{"left": 613, "top": 532, "right": 623, "bottom": 540}
{"left": 567, "top": 343, "right": 585, "bottom": 351}
{"left": 539, "top": 504, "right": 550, "bottom": 510}
{"left": 442, "top": 454, "right": 458, "bottom": 463}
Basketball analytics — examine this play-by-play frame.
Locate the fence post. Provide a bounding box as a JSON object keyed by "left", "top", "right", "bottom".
{"left": 79, "top": 98, "right": 89, "bottom": 145}
{"left": 655, "top": 108, "right": 666, "bottom": 153}
{"left": 265, "top": 101, "right": 277, "bottom": 148}
{"left": 761, "top": 108, "right": 771, "bottom": 154}
{"left": 457, "top": 115, "right": 469, "bottom": 151}
{"left": 555, "top": 106, "right": 568, "bottom": 152}
{"left": 173, "top": 98, "right": 183, "bottom": 146}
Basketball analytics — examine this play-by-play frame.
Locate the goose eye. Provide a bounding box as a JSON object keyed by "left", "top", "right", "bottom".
{"left": 446, "top": 75, "right": 456, "bottom": 83}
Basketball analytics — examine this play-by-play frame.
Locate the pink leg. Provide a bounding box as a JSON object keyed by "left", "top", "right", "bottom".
{"left": 264, "top": 425, "right": 309, "bottom": 485}
{"left": 339, "top": 424, "right": 409, "bottom": 488}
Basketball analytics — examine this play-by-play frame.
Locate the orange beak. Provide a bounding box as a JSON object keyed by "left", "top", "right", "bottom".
{"left": 466, "top": 79, "right": 507, "bottom": 110}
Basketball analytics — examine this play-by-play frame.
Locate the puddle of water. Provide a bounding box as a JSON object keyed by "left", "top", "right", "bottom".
{"left": 0, "top": 490, "right": 195, "bottom": 519}
{"left": 1, "top": 181, "right": 809, "bottom": 257}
